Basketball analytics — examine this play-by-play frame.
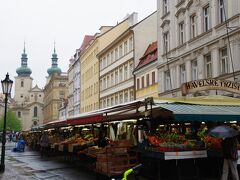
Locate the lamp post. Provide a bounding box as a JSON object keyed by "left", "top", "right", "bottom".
{"left": 0, "top": 73, "right": 13, "bottom": 172}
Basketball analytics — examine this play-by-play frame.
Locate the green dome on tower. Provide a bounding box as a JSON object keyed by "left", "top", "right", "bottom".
{"left": 47, "top": 44, "right": 61, "bottom": 76}
{"left": 16, "top": 44, "right": 32, "bottom": 77}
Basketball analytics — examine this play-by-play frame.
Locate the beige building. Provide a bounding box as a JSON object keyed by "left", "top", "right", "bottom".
{"left": 12, "top": 46, "right": 44, "bottom": 130}
{"left": 157, "top": 0, "right": 240, "bottom": 97}
{"left": 43, "top": 48, "right": 68, "bottom": 124}
{"left": 80, "top": 13, "right": 138, "bottom": 112}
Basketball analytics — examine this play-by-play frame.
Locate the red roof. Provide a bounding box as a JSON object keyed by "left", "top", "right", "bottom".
{"left": 135, "top": 41, "right": 157, "bottom": 71}
{"left": 79, "top": 35, "right": 95, "bottom": 54}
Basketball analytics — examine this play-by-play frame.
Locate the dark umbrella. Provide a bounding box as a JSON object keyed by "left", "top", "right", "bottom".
{"left": 207, "top": 125, "right": 239, "bottom": 138}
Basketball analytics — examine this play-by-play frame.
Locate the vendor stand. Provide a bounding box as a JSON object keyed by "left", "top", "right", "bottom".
{"left": 136, "top": 96, "right": 240, "bottom": 180}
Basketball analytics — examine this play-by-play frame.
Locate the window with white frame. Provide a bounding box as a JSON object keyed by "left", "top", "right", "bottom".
{"left": 107, "top": 98, "right": 110, "bottom": 107}
{"left": 220, "top": 47, "right": 228, "bottom": 75}
{"left": 137, "top": 78, "right": 140, "bottom": 90}
{"left": 219, "top": 0, "right": 226, "bottom": 23}
{"left": 107, "top": 54, "right": 110, "bottom": 66}
{"left": 111, "top": 97, "right": 114, "bottom": 106}
{"left": 163, "top": 0, "right": 168, "bottom": 15}
{"left": 146, "top": 74, "right": 150, "bottom": 86}
{"left": 124, "top": 91, "right": 128, "bottom": 102}
{"left": 115, "top": 95, "right": 118, "bottom": 105}
{"left": 119, "top": 68, "right": 123, "bottom": 82}
{"left": 179, "top": 22, "right": 185, "bottom": 45}
{"left": 115, "top": 48, "right": 118, "bottom": 60}
{"left": 203, "top": 5, "right": 210, "bottom": 32}
{"left": 141, "top": 76, "right": 145, "bottom": 88}
{"left": 129, "top": 37, "right": 133, "bottom": 51}
{"left": 191, "top": 60, "right": 198, "bottom": 80}
{"left": 115, "top": 71, "right": 118, "bottom": 84}
{"left": 124, "top": 65, "right": 128, "bottom": 80}
{"left": 190, "top": 14, "right": 197, "bottom": 39}
{"left": 111, "top": 51, "right": 114, "bottom": 63}
{"left": 103, "top": 77, "right": 106, "bottom": 89}
{"left": 124, "top": 41, "right": 128, "bottom": 55}
{"left": 164, "top": 70, "right": 171, "bottom": 90}
{"left": 163, "top": 32, "right": 169, "bottom": 53}
{"left": 130, "top": 90, "right": 134, "bottom": 101}
{"left": 152, "top": 71, "right": 156, "bottom": 84}
{"left": 205, "top": 54, "right": 212, "bottom": 78}
{"left": 119, "top": 45, "right": 123, "bottom": 58}
{"left": 119, "top": 93, "right": 123, "bottom": 104}
{"left": 180, "top": 64, "right": 186, "bottom": 84}
{"left": 107, "top": 76, "right": 110, "bottom": 88}
{"left": 129, "top": 63, "right": 133, "bottom": 77}
{"left": 100, "top": 59, "right": 103, "bottom": 70}
{"left": 111, "top": 73, "right": 114, "bottom": 86}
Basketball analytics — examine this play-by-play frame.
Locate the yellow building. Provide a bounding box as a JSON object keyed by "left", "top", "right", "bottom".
{"left": 134, "top": 42, "right": 158, "bottom": 99}
{"left": 43, "top": 48, "right": 68, "bottom": 124}
{"left": 80, "top": 13, "right": 138, "bottom": 112}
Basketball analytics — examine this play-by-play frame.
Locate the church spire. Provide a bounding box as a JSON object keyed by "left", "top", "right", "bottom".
{"left": 47, "top": 42, "right": 61, "bottom": 76}
{"left": 16, "top": 42, "right": 32, "bottom": 77}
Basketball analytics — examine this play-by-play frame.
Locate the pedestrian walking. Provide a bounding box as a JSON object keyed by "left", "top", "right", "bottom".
{"left": 40, "top": 131, "right": 49, "bottom": 158}
{"left": 221, "top": 136, "right": 239, "bottom": 180}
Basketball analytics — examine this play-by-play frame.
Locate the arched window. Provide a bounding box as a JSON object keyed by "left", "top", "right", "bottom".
{"left": 21, "top": 81, "right": 24, "bottom": 87}
{"left": 34, "top": 106, "right": 38, "bottom": 117}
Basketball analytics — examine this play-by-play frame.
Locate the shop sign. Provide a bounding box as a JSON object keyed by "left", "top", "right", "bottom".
{"left": 181, "top": 79, "right": 240, "bottom": 96}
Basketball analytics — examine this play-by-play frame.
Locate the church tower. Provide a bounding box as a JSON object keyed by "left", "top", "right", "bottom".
{"left": 14, "top": 43, "right": 33, "bottom": 104}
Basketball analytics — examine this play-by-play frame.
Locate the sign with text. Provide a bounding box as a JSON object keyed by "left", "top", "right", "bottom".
{"left": 181, "top": 79, "right": 240, "bottom": 96}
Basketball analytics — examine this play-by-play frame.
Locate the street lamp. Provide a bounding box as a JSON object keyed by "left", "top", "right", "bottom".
{"left": 0, "top": 73, "right": 13, "bottom": 172}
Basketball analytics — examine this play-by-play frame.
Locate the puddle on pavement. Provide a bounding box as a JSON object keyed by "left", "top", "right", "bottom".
{"left": 34, "top": 171, "right": 59, "bottom": 179}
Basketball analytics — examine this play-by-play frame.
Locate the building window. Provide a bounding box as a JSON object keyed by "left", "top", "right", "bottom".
{"left": 115, "top": 48, "right": 118, "bottom": 60}
{"left": 124, "top": 91, "right": 128, "bottom": 102}
{"left": 191, "top": 60, "right": 198, "bottom": 80}
{"left": 111, "top": 97, "right": 114, "bottom": 106}
{"left": 107, "top": 76, "right": 110, "bottom": 88}
{"left": 111, "top": 73, "right": 114, "bottom": 86}
{"left": 124, "top": 41, "right": 128, "bottom": 55}
{"left": 219, "top": 0, "right": 226, "bottom": 23}
{"left": 220, "top": 48, "right": 228, "bottom": 75}
{"left": 203, "top": 5, "right": 210, "bottom": 32}
{"left": 34, "top": 106, "right": 38, "bottom": 117}
{"left": 141, "top": 76, "right": 145, "bottom": 88}
{"left": 163, "top": 32, "right": 169, "bottom": 53}
{"left": 205, "top": 54, "right": 212, "bottom": 78}
{"left": 190, "top": 15, "right": 197, "bottom": 39}
{"left": 129, "top": 37, "right": 133, "bottom": 51}
{"left": 165, "top": 70, "right": 171, "bottom": 91}
{"left": 163, "top": 0, "right": 168, "bottom": 15}
{"left": 129, "top": 63, "right": 133, "bottom": 77}
{"left": 119, "top": 45, "right": 123, "bottom": 58}
{"left": 115, "top": 71, "right": 118, "bottom": 84}
{"left": 20, "top": 81, "right": 24, "bottom": 87}
{"left": 111, "top": 51, "right": 114, "bottom": 63}
{"left": 152, "top": 71, "right": 156, "bottom": 84}
{"left": 18, "top": 111, "right": 21, "bottom": 118}
{"left": 119, "top": 93, "right": 123, "bottom": 104}
{"left": 137, "top": 78, "right": 140, "bottom": 90}
{"left": 119, "top": 68, "right": 123, "bottom": 82}
{"left": 115, "top": 95, "right": 118, "bottom": 105}
{"left": 146, "top": 74, "right": 150, "bottom": 86}
{"left": 179, "top": 22, "right": 184, "bottom": 45}
{"left": 124, "top": 65, "right": 128, "bottom": 80}
{"left": 107, "top": 54, "right": 110, "bottom": 66}
{"left": 180, "top": 64, "right": 186, "bottom": 84}
{"left": 130, "top": 90, "right": 134, "bottom": 101}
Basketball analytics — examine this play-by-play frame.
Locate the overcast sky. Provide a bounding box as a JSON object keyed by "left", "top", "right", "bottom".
{"left": 0, "top": 0, "right": 156, "bottom": 90}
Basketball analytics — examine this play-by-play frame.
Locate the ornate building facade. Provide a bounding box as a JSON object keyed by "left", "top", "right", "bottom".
{"left": 12, "top": 45, "right": 44, "bottom": 130}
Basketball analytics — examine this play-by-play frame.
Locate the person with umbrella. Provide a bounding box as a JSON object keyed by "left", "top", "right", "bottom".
{"left": 208, "top": 125, "right": 239, "bottom": 180}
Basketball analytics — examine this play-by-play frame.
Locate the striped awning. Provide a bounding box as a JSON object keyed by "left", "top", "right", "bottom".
{"left": 155, "top": 103, "right": 240, "bottom": 122}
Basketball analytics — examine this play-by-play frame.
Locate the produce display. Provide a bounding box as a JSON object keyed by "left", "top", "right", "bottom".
{"left": 147, "top": 133, "right": 204, "bottom": 152}
{"left": 203, "top": 136, "right": 222, "bottom": 150}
